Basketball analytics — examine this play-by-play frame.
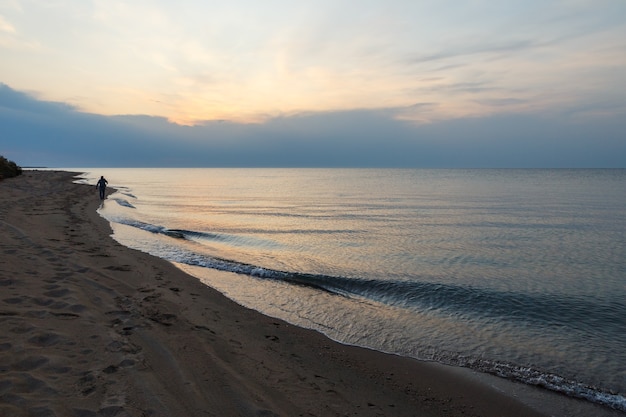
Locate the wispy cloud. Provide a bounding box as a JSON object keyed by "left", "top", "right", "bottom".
{"left": 406, "top": 39, "right": 547, "bottom": 66}
{"left": 0, "top": 1, "right": 624, "bottom": 127}
{"left": 0, "top": 15, "right": 15, "bottom": 33}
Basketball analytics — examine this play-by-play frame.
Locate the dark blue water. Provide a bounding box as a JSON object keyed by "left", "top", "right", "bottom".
{"left": 77, "top": 168, "right": 626, "bottom": 410}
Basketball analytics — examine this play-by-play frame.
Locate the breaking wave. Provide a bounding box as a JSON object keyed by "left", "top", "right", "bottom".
{"left": 107, "top": 216, "right": 626, "bottom": 411}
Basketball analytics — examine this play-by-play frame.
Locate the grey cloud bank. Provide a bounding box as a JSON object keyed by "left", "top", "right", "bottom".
{"left": 1, "top": 83, "right": 624, "bottom": 168}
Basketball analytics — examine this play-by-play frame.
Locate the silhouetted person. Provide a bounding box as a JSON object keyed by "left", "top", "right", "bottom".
{"left": 96, "top": 176, "right": 108, "bottom": 200}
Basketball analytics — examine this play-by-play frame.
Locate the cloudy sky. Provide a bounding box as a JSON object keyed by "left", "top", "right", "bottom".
{"left": 1, "top": 0, "right": 625, "bottom": 167}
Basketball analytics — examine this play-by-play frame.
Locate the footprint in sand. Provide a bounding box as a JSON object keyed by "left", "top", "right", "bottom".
{"left": 11, "top": 355, "right": 50, "bottom": 372}
{"left": 10, "top": 323, "right": 35, "bottom": 334}
{"left": 43, "top": 288, "right": 71, "bottom": 298}
{"left": 27, "top": 332, "right": 63, "bottom": 347}
{"left": 104, "top": 265, "right": 132, "bottom": 272}
{"left": 3, "top": 297, "right": 26, "bottom": 305}
{"left": 106, "top": 340, "right": 142, "bottom": 355}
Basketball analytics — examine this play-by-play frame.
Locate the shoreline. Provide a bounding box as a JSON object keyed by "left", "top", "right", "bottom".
{"left": 0, "top": 170, "right": 621, "bottom": 416}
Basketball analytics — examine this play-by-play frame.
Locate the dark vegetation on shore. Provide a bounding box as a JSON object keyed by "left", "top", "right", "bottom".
{"left": 0, "top": 155, "right": 23, "bottom": 180}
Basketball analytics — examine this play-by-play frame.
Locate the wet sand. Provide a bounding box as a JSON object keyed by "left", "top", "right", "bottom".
{"left": 0, "top": 171, "right": 620, "bottom": 417}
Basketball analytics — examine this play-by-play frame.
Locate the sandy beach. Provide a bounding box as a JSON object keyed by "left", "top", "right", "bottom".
{"left": 0, "top": 171, "right": 621, "bottom": 417}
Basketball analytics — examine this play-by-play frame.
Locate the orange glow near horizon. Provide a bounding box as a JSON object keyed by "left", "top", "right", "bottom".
{"left": 1, "top": 1, "right": 624, "bottom": 127}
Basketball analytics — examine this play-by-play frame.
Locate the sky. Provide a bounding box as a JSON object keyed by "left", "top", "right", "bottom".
{"left": 1, "top": 0, "right": 625, "bottom": 168}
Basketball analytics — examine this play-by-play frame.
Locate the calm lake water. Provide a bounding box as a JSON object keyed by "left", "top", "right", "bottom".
{"left": 74, "top": 168, "right": 626, "bottom": 411}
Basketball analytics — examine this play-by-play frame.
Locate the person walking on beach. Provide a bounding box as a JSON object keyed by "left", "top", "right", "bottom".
{"left": 96, "top": 176, "right": 108, "bottom": 200}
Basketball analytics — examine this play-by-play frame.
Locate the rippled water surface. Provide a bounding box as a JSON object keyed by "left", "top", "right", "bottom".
{"left": 75, "top": 168, "right": 626, "bottom": 410}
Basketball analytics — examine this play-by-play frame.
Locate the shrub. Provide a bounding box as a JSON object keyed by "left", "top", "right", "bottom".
{"left": 0, "top": 155, "right": 23, "bottom": 180}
